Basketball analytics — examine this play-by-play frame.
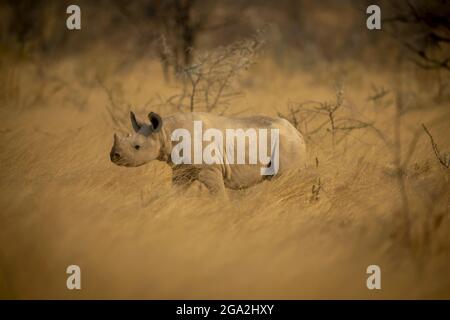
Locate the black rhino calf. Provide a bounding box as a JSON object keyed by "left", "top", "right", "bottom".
{"left": 110, "top": 111, "right": 307, "bottom": 195}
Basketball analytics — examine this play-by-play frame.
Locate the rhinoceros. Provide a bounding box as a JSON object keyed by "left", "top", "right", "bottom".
{"left": 110, "top": 111, "right": 307, "bottom": 195}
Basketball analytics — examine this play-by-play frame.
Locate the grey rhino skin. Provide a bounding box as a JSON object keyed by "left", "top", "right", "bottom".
{"left": 110, "top": 111, "right": 307, "bottom": 195}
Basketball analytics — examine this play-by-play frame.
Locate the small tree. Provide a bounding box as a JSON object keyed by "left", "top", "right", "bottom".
{"left": 157, "top": 29, "right": 266, "bottom": 113}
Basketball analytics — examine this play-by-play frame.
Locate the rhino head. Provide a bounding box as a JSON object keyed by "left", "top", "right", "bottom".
{"left": 110, "top": 111, "right": 163, "bottom": 167}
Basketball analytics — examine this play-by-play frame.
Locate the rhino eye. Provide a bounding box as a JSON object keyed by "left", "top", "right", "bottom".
{"left": 134, "top": 145, "right": 140, "bottom": 150}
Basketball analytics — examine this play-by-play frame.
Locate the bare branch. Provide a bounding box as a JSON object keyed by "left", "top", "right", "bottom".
{"left": 422, "top": 123, "right": 450, "bottom": 169}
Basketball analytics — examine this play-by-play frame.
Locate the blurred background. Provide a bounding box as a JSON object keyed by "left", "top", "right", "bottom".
{"left": 0, "top": 0, "right": 449, "bottom": 299}
{"left": 1, "top": 0, "right": 449, "bottom": 115}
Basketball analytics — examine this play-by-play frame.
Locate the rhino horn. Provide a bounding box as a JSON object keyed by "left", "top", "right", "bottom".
{"left": 130, "top": 111, "right": 143, "bottom": 132}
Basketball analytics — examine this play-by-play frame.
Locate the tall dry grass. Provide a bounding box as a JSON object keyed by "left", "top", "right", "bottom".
{"left": 0, "top": 41, "right": 449, "bottom": 299}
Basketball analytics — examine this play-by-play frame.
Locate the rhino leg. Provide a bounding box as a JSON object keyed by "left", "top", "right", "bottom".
{"left": 197, "top": 167, "right": 227, "bottom": 197}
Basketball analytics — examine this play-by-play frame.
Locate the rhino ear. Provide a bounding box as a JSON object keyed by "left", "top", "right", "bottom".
{"left": 148, "top": 112, "right": 162, "bottom": 132}
{"left": 130, "top": 111, "right": 143, "bottom": 132}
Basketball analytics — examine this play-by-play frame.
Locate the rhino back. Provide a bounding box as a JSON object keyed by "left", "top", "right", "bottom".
{"left": 162, "top": 112, "right": 306, "bottom": 188}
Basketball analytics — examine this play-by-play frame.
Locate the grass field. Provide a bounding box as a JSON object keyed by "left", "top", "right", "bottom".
{"left": 0, "top": 40, "right": 449, "bottom": 299}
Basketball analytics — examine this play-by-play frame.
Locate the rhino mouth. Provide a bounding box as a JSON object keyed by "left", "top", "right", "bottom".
{"left": 110, "top": 150, "right": 129, "bottom": 166}
{"left": 110, "top": 153, "right": 127, "bottom": 166}
{"left": 111, "top": 157, "right": 145, "bottom": 167}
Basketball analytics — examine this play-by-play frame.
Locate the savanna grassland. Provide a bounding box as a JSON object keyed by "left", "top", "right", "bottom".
{"left": 0, "top": 0, "right": 449, "bottom": 299}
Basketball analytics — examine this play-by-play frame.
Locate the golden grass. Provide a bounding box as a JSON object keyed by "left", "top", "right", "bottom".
{"left": 0, "top": 51, "right": 449, "bottom": 299}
